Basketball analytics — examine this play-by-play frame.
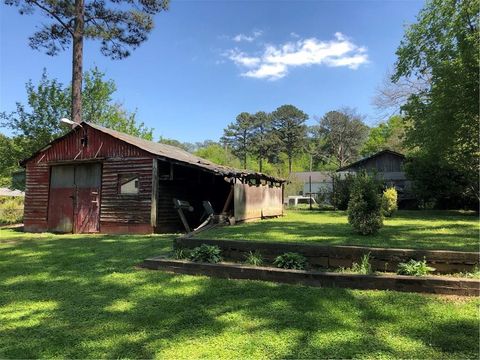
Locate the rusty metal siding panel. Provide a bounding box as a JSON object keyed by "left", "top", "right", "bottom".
{"left": 24, "top": 162, "right": 50, "bottom": 231}
{"left": 100, "top": 158, "right": 153, "bottom": 225}
{"left": 234, "top": 183, "right": 283, "bottom": 221}
{"left": 26, "top": 125, "right": 152, "bottom": 165}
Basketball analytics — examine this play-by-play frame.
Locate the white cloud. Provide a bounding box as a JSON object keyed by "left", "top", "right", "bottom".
{"left": 224, "top": 32, "right": 368, "bottom": 80}
{"left": 232, "top": 30, "right": 263, "bottom": 42}
{"left": 225, "top": 49, "right": 261, "bottom": 68}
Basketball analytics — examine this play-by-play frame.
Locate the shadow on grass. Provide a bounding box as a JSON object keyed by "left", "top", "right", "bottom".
{"left": 0, "top": 231, "right": 478, "bottom": 358}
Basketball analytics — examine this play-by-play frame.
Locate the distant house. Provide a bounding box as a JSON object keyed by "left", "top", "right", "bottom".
{"left": 336, "top": 149, "right": 413, "bottom": 200}
{"left": 21, "top": 122, "right": 285, "bottom": 234}
{"left": 290, "top": 171, "right": 333, "bottom": 199}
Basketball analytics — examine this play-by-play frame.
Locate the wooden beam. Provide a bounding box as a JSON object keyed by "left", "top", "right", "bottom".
{"left": 221, "top": 185, "right": 234, "bottom": 214}
{"left": 151, "top": 158, "right": 159, "bottom": 230}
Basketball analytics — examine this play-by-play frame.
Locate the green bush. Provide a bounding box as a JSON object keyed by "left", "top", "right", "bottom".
{"left": 351, "top": 253, "right": 373, "bottom": 274}
{"left": 397, "top": 258, "right": 435, "bottom": 276}
{"left": 274, "top": 252, "right": 307, "bottom": 270}
{"left": 331, "top": 173, "right": 355, "bottom": 210}
{"left": 190, "top": 244, "right": 222, "bottom": 263}
{"left": 244, "top": 250, "right": 263, "bottom": 266}
{"left": 0, "top": 198, "right": 23, "bottom": 225}
{"left": 347, "top": 173, "right": 383, "bottom": 235}
{"left": 382, "top": 187, "right": 398, "bottom": 217}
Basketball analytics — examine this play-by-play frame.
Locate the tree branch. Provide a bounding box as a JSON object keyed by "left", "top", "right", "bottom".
{"left": 28, "top": 0, "right": 74, "bottom": 36}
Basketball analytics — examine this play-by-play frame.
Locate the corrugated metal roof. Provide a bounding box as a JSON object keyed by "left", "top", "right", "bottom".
{"left": 85, "top": 122, "right": 285, "bottom": 182}
{"left": 22, "top": 121, "right": 285, "bottom": 183}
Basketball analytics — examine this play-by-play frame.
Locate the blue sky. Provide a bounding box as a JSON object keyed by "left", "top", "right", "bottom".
{"left": 0, "top": 0, "right": 424, "bottom": 142}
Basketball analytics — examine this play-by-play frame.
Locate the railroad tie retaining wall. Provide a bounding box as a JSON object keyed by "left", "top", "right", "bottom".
{"left": 175, "top": 237, "right": 479, "bottom": 274}
{"left": 140, "top": 257, "right": 480, "bottom": 296}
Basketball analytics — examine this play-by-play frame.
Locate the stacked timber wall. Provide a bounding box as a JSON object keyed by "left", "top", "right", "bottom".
{"left": 175, "top": 237, "right": 480, "bottom": 274}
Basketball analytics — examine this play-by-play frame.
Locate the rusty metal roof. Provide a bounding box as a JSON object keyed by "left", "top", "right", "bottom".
{"left": 85, "top": 122, "right": 285, "bottom": 183}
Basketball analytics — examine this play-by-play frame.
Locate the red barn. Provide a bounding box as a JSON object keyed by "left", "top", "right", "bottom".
{"left": 21, "top": 122, "right": 285, "bottom": 234}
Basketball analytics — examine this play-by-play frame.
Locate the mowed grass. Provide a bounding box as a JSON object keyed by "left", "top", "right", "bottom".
{"left": 0, "top": 228, "right": 479, "bottom": 359}
{"left": 202, "top": 210, "right": 480, "bottom": 252}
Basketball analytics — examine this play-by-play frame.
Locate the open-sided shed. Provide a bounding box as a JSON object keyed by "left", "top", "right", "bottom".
{"left": 21, "top": 122, "right": 285, "bottom": 234}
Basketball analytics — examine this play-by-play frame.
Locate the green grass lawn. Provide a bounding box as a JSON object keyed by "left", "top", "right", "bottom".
{"left": 1, "top": 227, "right": 479, "bottom": 359}
{"left": 201, "top": 210, "right": 480, "bottom": 252}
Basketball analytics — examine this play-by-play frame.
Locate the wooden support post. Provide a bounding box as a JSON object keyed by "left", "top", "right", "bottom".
{"left": 151, "top": 158, "right": 159, "bottom": 230}
{"left": 222, "top": 185, "right": 234, "bottom": 214}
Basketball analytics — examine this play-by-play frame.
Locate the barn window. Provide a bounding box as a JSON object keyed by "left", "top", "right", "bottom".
{"left": 118, "top": 174, "right": 139, "bottom": 194}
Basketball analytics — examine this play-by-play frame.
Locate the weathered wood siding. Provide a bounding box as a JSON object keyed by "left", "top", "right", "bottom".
{"left": 23, "top": 162, "right": 50, "bottom": 232}
{"left": 351, "top": 152, "right": 404, "bottom": 172}
{"left": 100, "top": 158, "right": 153, "bottom": 233}
{"left": 234, "top": 183, "right": 283, "bottom": 221}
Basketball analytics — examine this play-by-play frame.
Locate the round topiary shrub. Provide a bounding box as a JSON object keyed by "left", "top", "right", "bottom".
{"left": 382, "top": 187, "right": 398, "bottom": 217}
{"left": 347, "top": 173, "right": 383, "bottom": 235}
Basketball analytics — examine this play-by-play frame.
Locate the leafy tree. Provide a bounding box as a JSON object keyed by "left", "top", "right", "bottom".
{"left": 0, "top": 134, "right": 20, "bottom": 187}
{"left": 194, "top": 142, "right": 241, "bottom": 168}
{"left": 314, "top": 108, "right": 369, "bottom": 167}
{"left": 1, "top": 68, "right": 153, "bottom": 170}
{"left": 158, "top": 137, "right": 194, "bottom": 152}
{"left": 1, "top": 70, "right": 70, "bottom": 160}
{"left": 393, "top": 0, "right": 479, "bottom": 205}
{"left": 271, "top": 105, "right": 308, "bottom": 173}
{"left": 5, "top": 0, "right": 169, "bottom": 123}
{"left": 250, "top": 111, "right": 278, "bottom": 172}
{"left": 221, "top": 112, "right": 255, "bottom": 169}
{"left": 361, "top": 115, "right": 406, "bottom": 156}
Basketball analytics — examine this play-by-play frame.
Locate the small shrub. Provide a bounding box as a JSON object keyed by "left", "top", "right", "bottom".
{"left": 244, "top": 250, "right": 263, "bottom": 266}
{"left": 274, "top": 252, "right": 307, "bottom": 270}
{"left": 347, "top": 172, "right": 383, "bottom": 235}
{"left": 0, "top": 198, "right": 23, "bottom": 225}
{"left": 331, "top": 173, "right": 355, "bottom": 210}
{"left": 190, "top": 244, "right": 222, "bottom": 264}
{"left": 174, "top": 248, "right": 191, "bottom": 260}
{"left": 382, "top": 187, "right": 398, "bottom": 217}
{"left": 351, "top": 253, "right": 373, "bottom": 274}
{"left": 397, "top": 258, "right": 435, "bottom": 276}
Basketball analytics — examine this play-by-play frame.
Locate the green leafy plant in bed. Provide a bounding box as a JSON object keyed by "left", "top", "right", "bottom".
{"left": 274, "top": 252, "right": 307, "bottom": 270}
{"left": 244, "top": 250, "right": 263, "bottom": 266}
{"left": 190, "top": 244, "right": 222, "bottom": 263}
{"left": 174, "top": 248, "right": 191, "bottom": 260}
{"left": 351, "top": 253, "right": 373, "bottom": 275}
{"left": 397, "top": 258, "right": 435, "bottom": 276}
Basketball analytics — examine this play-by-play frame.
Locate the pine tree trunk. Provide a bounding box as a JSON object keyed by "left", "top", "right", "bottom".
{"left": 259, "top": 158, "right": 262, "bottom": 172}
{"left": 71, "top": 0, "right": 84, "bottom": 123}
{"left": 288, "top": 157, "right": 292, "bottom": 173}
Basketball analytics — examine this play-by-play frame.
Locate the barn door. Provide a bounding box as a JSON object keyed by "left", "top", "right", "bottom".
{"left": 48, "top": 166, "right": 75, "bottom": 233}
{"left": 73, "top": 163, "right": 101, "bottom": 233}
{"left": 48, "top": 163, "right": 101, "bottom": 233}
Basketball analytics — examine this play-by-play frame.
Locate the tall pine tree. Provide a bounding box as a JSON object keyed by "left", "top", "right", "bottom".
{"left": 5, "top": 0, "right": 169, "bottom": 123}
{"left": 271, "top": 105, "right": 308, "bottom": 173}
